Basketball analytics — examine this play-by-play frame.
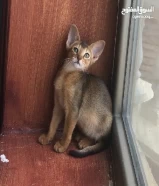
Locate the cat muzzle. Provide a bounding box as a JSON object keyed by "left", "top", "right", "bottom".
{"left": 74, "top": 61, "right": 80, "bottom": 64}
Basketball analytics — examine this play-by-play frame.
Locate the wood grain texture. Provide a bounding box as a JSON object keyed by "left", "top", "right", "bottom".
{"left": 0, "top": 133, "right": 112, "bottom": 186}
{"left": 3, "top": 0, "right": 118, "bottom": 131}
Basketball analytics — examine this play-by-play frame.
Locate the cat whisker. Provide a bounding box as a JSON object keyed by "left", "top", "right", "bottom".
{"left": 64, "top": 57, "right": 71, "bottom": 61}
{"left": 64, "top": 59, "right": 73, "bottom": 68}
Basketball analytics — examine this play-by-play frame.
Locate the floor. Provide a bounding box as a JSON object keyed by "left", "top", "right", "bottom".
{"left": 0, "top": 132, "right": 112, "bottom": 186}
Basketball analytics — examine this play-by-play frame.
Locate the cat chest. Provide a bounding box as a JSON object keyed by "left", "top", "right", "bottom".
{"left": 54, "top": 73, "right": 73, "bottom": 106}
{"left": 54, "top": 71, "right": 81, "bottom": 107}
{"left": 54, "top": 74, "right": 64, "bottom": 90}
{"left": 54, "top": 75, "right": 65, "bottom": 106}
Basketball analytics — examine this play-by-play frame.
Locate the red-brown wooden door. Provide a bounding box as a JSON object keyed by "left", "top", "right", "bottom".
{"left": 2, "top": 0, "right": 118, "bottom": 133}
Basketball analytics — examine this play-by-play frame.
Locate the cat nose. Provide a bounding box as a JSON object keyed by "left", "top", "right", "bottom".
{"left": 77, "top": 56, "right": 82, "bottom": 61}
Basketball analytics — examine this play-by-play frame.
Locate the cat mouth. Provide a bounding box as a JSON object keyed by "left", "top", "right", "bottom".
{"left": 74, "top": 61, "right": 79, "bottom": 64}
{"left": 74, "top": 61, "right": 80, "bottom": 65}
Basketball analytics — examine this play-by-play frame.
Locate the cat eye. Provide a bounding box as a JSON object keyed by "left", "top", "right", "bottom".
{"left": 84, "top": 53, "right": 90, "bottom": 59}
{"left": 73, "top": 47, "right": 78, "bottom": 54}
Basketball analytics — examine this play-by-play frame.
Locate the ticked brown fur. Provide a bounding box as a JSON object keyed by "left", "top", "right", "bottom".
{"left": 39, "top": 25, "right": 112, "bottom": 157}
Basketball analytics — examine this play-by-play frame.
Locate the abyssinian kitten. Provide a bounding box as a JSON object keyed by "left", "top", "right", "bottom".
{"left": 39, "top": 24, "right": 113, "bottom": 158}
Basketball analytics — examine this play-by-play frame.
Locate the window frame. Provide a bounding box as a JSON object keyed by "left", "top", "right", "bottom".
{"left": 112, "top": 0, "right": 148, "bottom": 185}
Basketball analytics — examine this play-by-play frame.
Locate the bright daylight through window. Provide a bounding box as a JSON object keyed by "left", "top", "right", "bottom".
{"left": 130, "top": 0, "right": 159, "bottom": 185}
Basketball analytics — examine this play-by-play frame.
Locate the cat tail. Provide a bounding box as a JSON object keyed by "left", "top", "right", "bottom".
{"left": 69, "top": 140, "right": 109, "bottom": 158}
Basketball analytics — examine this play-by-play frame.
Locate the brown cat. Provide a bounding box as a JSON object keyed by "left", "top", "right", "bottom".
{"left": 38, "top": 24, "right": 112, "bottom": 158}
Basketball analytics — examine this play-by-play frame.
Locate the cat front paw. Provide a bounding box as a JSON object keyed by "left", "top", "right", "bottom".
{"left": 38, "top": 134, "right": 51, "bottom": 145}
{"left": 54, "top": 141, "right": 67, "bottom": 153}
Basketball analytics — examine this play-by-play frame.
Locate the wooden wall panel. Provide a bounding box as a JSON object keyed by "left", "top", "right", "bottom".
{"left": 3, "top": 0, "right": 118, "bottom": 132}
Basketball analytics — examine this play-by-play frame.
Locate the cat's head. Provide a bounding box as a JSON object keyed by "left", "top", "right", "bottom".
{"left": 64, "top": 24, "right": 105, "bottom": 71}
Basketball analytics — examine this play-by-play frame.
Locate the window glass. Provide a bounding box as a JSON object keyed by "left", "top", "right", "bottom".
{"left": 131, "top": 1, "right": 159, "bottom": 185}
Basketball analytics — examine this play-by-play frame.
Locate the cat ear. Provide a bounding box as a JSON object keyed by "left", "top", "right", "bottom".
{"left": 66, "top": 24, "right": 80, "bottom": 49}
{"left": 90, "top": 40, "right": 105, "bottom": 62}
